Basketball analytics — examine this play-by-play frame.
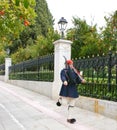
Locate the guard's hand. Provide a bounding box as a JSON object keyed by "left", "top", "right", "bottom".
{"left": 63, "top": 81, "right": 68, "bottom": 86}
{"left": 82, "top": 79, "right": 86, "bottom": 83}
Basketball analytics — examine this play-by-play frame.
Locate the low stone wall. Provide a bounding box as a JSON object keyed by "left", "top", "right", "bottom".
{"left": 76, "top": 96, "right": 117, "bottom": 120}
{"left": 8, "top": 80, "right": 52, "bottom": 98}
{"left": 0, "top": 76, "right": 5, "bottom": 81}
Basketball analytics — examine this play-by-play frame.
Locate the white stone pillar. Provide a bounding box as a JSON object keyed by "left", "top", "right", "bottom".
{"left": 52, "top": 39, "right": 72, "bottom": 99}
{"left": 5, "top": 58, "right": 12, "bottom": 82}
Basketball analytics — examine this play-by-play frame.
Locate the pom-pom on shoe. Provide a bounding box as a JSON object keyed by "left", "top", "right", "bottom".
{"left": 56, "top": 101, "right": 61, "bottom": 106}
{"left": 67, "top": 118, "right": 76, "bottom": 124}
{"left": 56, "top": 97, "right": 62, "bottom": 106}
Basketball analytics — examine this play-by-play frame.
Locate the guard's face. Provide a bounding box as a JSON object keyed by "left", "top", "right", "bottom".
{"left": 69, "top": 64, "right": 73, "bottom": 68}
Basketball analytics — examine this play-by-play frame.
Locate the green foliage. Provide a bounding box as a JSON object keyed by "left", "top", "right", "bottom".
{"left": 67, "top": 11, "right": 117, "bottom": 58}
{"left": 0, "top": 53, "right": 5, "bottom": 64}
{"left": 0, "top": 0, "right": 36, "bottom": 42}
{"left": 0, "top": 44, "right": 6, "bottom": 63}
{"left": 14, "top": 0, "right": 54, "bottom": 51}
{"left": 8, "top": 0, "right": 56, "bottom": 63}
{"left": 1, "top": 2, "right": 117, "bottom": 65}
{"left": 23, "top": 0, "right": 29, "bottom": 8}
{"left": 0, "top": 0, "right": 36, "bottom": 63}
{"left": 0, "top": 0, "right": 59, "bottom": 64}
{"left": 35, "top": 0, "right": 54, "bottom": 37}
{"left": 79, "top": 43, "right": 99, "bottom": 56}
{"left": 78, "top": 83, "right": 117, "bottom": 102}
{"left": 11, "top": 28, "right": 60, "bottom": 63}
{"left": 9, "top": 71, "right": 54, "bottom": 81}
{"left": 66, "top": 17, "right": 104, "bottom": 58}
{"left": 101, "top": 10, "right": 117, "bottom": 52}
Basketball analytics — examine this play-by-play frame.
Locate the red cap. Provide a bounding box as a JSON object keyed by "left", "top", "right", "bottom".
{"left": 66, "top": 60, "right": 73, "bottom": 65}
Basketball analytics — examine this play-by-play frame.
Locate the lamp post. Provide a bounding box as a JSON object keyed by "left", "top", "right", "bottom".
{"left": 58, "top": 17, "right": 68, "bottom": 39}
{"left": 6, "top": 48, "right": 10, "bottom": 57}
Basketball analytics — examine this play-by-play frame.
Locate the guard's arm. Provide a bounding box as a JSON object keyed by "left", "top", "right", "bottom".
{"left": 60, "top": 69, "right": 68, "bottom": 86}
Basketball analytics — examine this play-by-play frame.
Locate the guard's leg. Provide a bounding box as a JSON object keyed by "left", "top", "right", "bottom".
{"left": 67, "top": 98, "right": 77, "bottom": 124}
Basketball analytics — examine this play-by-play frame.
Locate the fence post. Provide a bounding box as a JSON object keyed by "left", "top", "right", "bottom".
{"left": 52, "top": 39, "right": 72, "bottom": 99}
{"left": 5, "top": 58, "right": 12, "bottom": 82}
{"left": 108, "top": 51, "right": 112, "bottom": 92}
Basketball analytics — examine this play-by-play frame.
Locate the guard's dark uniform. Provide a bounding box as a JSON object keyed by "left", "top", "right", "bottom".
{"left": 59, "top": 68, "right": 82, "bottom": 98}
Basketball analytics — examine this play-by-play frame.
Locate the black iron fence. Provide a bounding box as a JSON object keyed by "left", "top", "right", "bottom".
{"left": 1, "top": 51, "right": 117, "bottom": 101}
{"left": 74, "top": 51, "right": 117, "bottom": 101}
{"left": 0, "top": 64, "right": 5, "bottom": 75}
{"left": 9, "top": 54, "right": 54, "bottom": 82}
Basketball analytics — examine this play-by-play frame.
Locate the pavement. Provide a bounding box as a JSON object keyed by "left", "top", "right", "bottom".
{"left": 0, "top": 81, "right": 117, "bottom": 130}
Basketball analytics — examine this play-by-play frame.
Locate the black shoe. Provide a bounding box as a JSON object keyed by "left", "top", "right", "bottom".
{"left": 56, "top": 98, "right": 62, "bottom": 106}
{"left": 67, "top": 118, "right": 76, "bottom": 124}
{"left": 56, "top": 101, "right": 61, "bottom": 106}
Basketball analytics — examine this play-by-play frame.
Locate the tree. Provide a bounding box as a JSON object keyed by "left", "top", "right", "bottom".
{"left": 9, "top": 0, "right": 54, "bottom": 54}
{"left": 101, "top": 10, "right": 117, "bottom": 52}
{"left": 67, "top": 17, "right": 102, "bottom": 58}
{"left": 0, "top": 0, "right": 36, "bottom": 63}
{"left": 19, "top": 0, "right": 54, "bottom": 47}
{"left": 11, "top": 28, "right": 60, "bottom": 63}
{"left": 35, "top": 0, "right": 54, "bottom": 37}
{"left": 0, "top": 0, "right": 36, "bottom": 44}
